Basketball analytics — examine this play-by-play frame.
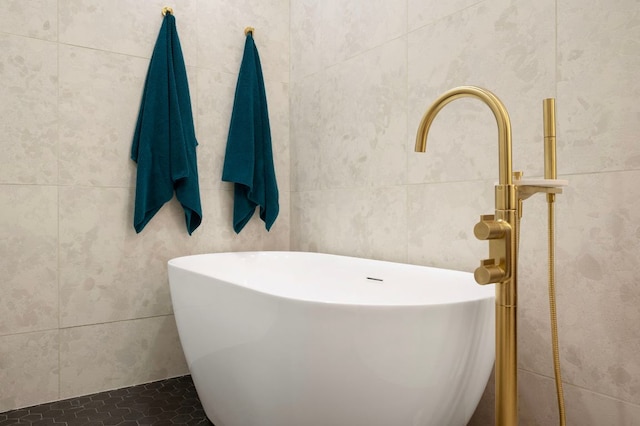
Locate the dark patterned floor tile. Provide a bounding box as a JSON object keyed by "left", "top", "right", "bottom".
{"left": 0, "top": 376, "right": 214, "bottom": 425}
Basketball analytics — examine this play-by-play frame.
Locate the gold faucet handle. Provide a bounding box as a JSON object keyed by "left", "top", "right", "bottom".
{"left": 473, "top": 214, "right": 512, "bottom": 285}
{"left": 474, "top": 214, "right": 509, "bottom": 240}
{"left": 475, "top": 258, "right": 506, "bottom": 284}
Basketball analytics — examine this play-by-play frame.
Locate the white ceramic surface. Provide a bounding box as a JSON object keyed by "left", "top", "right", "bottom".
{"left": 169, "top": 251, "right": 495, "bottom": 426}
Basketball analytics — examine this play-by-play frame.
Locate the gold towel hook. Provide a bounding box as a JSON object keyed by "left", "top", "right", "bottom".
{"left": 162, "top": 6, "right": 173, "bottom": 16}
{"left": 244, "top": 26, "right": 255, "bottom": 36}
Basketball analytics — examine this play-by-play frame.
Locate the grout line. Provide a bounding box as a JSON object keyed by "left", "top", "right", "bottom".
{"left": 519, "top": 367, "right": 640, "bottom": 408}
{"left": 56, "top": 0, "right": 62, "bottom": 402}
{"left": 405, "top": 0, "right": 410, "bottom": 265}
{"left": 0, "top": 313, "right": 176, "bottom": 339}
{"left": 58, "top": 312, "right": 177, "bottom": 331}
{"left": 405, "top": 0, "right": 486, "bottom": 36}
{"left": 265, "top": 167, "right": 640, "bottom": 197}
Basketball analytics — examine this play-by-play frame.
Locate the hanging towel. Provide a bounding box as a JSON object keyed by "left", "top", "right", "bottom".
{"left": 222, "top": 33, "right": 279, "bottom": 233}
{"left": 131, "top": 13, "right": 202, "bottom": 235}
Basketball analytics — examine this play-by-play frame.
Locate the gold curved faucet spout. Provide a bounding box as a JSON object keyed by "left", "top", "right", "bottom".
{"left": 414, "top": 86, "right": 514, "bottom": 186}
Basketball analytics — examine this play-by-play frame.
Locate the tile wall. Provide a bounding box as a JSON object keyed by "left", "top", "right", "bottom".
{"left": 290, "top": 0, "right": 640, "bottom": 424}
{"left": 3, "top": 0, "right": 639, "bottom": 423}
{"left": 0, "top": 0, "right": 289, "bottom": 412}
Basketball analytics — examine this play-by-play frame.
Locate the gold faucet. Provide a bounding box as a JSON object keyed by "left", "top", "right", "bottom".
{"left": 415, "top": 86, "right": 563, "bottom": 425}
{"left": 415, "top": 86, "right": 519, "bottom": 425}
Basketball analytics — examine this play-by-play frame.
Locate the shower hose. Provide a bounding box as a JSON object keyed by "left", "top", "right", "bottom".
{"left": 518, "top": 194, "right": 566, "bottom": 425}
{"left": 547, "top": 194, "right": 566, "bottom": 426}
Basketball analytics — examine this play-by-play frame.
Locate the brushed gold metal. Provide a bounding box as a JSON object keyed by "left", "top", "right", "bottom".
{"left": 415, "top": 88, "right": 569, "bottom": 425}
{"left": 415, "top": 86, "right": 518, "bottom": 425}
{"left": 475, "top": 258, "right": 506, "bottom": 285}
{"left": 244, "top": 26, "right": 255, "bottom": 36}
{"left": 415, "top": 87, "right": 571, "bottom": 425}
{"left": 547, "top": 200, "right": 566, "bottom": 426}
{"left": 543, "top": 98, "right": 566, "bottom": 425}
{"left": 415, "top": 86, "right": 513, "bottom": 186}
{"left": 543, "top": 99, "right": 556, "bottom": 139}
{"left": 474, "top": 215, "right": 508, "bottom": 240}
{"left": 162, "top": 6, "right": 173, "bottom": 16}
{"left": 517, "top": 184, "right": 562, "bottom": 201}
{"left": 474, "top": 215, "right": 512, "bottom": 285}
{"left": 480, "top": 221, "right": 511, "bottom": 283}
{"left": 543, "top": 98, "right": 557, "bottom": 203}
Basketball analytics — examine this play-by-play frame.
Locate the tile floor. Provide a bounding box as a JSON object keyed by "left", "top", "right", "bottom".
{"left": 0, "top": 375, "right": 213, "bottom": 425}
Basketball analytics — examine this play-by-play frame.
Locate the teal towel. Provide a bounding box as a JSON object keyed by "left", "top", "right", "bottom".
{"left": 222, "top": 33, "right": 279, "bottom": 233}
{"left": 131, "top": 14, "right": 202, "bottom": 235}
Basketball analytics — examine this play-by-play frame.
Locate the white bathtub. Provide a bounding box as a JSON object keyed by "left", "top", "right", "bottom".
{"left": 168, "top": 251, "right": 495, "bottom": 426}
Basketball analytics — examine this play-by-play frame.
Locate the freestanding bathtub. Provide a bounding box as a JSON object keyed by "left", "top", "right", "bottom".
{"left": 168, "top": 252, "right": 495, "bottom": 426}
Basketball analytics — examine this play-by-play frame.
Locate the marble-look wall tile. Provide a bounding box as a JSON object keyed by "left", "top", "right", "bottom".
{"left": 0, "top": 0, "right": 57, "bottom": 41}
{"left": 0, "top": 0, "right": 290, "bottom": 414}
{"left": 182, "top": 188, "right": 285, "bottom": 255}
{"left": 320, "top": 37, "right": 407, "bottom": 190}
{"left": 58, "top": 0, "right": 198, "bottom": 66}
{"left": 407, "top": 179, "right": 494, "bottom": 271}
{"left": 199, "top": 188, "right": 290, "bottom": 253}
{"left": 551, "top": 171, "right": 640, "bottom": 404}
{"left": 59, "top": 316, "right": 187, "bottom": 399}
{"left": 321, "top": 0, "right": 406, "bottom": 71}
{"left": 291, "top": 0, "right": 406, "bottom": 80}
{"left": 484, "top": 170, "right": 640, "bottom": 410}
{"left": 290, "top": 74, "right": 323, "bottom": 192}
{"left": 196, "top": 69, "right": 240, "bottom": 192}
{"left": 470, "top": 369, "right": 640, "bottom": 425}
{"left": 408, "top": 0, "right": 555, "bottom": 185}
{"left": 515, "top": 193, "right": 557, "bottom": 379}
{"left": 201, "top": 190, "right": 289, "bottom": 254}
{"left": 291, "top": 187, "right": 407, "bottom": 263}
{"left": 265, "top": 80, "right": 291, "bottom": 194}
{"left": 558, "top": 374, "right": 640, "bottom": 426}
{"left": 58, "top": 45, "right": 147, "bottom": 187}
{"left": 290, "top": 0, "right": 325, "bottom": 80}
{"left": 475, "top": 171, "right": 640, "bottom": 412}
{"left": 197, "top": 0, "right": 289, "bottom": 83}
{"left": 408, "top": 0, "right": 484, "bottom": 32}
{"left": 58, "top": 185, "right": 284, "bottom": 328}
{"left": 0, "top": 34, "right": 58, "bottom": 185}
{"left": 557, "top": 0, "right": 640, "bottom": 173}
{"left": 293, "top": 37, "right": 407, "bottom": 192}
{"left": 0, "top": 331, "right": 59, "bottom": 412}
{"left": 59, "top": 187, "right": 191, "bottom": 327}
{"left": 0, "top": 186, "right": 58, "bottom": 336}
{"left": 520, "top": 370, "right": 640, "bottom": 426}
{"left": 502, "top": 172, "right": 640, "bottom": 406}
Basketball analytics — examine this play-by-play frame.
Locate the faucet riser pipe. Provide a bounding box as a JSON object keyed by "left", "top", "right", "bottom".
{"left": 494, "top": 206, "right": 518, "bottom": 425}
{"left": 495, "top": 302, "right": 518, "bottom": 425}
